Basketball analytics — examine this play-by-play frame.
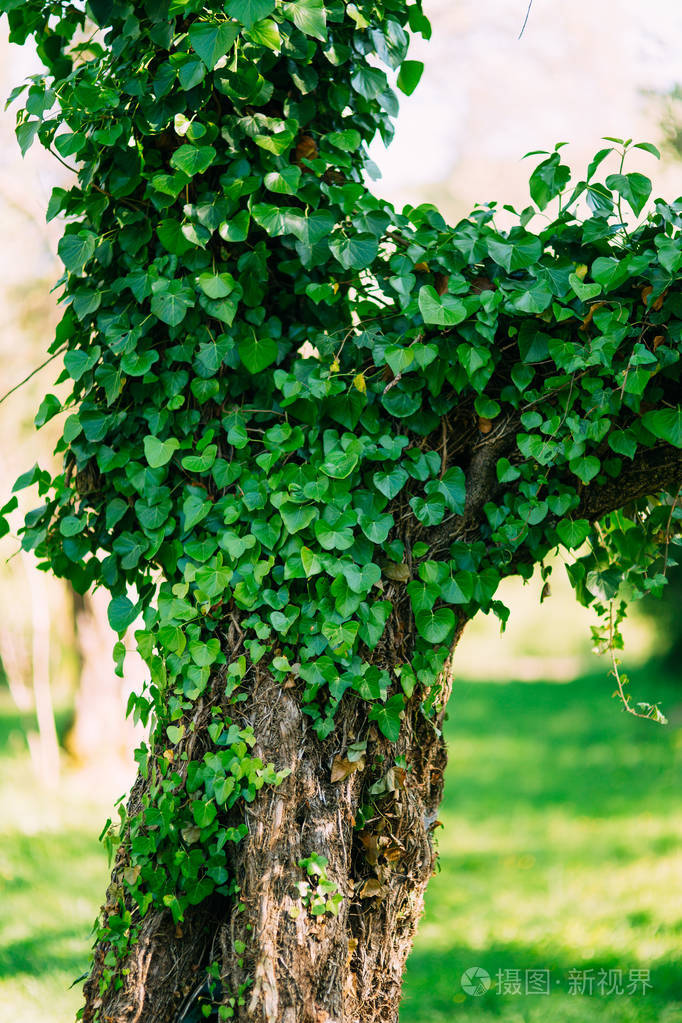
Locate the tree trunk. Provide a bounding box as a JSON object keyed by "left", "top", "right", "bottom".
{"left": 66, "top": 588, "right": 142, "bottom": 768}
{"left": 83, "top": 602, "right": 466, "bottom": 1023}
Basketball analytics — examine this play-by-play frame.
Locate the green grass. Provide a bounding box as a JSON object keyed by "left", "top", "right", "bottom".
{"left": 1, "top": 662, "right": 682, "bottom": 1022}
{"left": 0, "top": 697, "right": 112, "bottom": 1022}
{"left": 401, "top": 665, "right": 682, "bottom": 1022}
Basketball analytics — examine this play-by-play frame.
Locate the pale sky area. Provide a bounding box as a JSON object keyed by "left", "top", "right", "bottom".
{"left": 373, "top": 0, "right": 682, "bottom": 219}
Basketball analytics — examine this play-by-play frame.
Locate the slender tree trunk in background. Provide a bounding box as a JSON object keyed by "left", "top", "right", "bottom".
{"left": 66, "top": 588, "right": 142, "bottom": 766}
{"left": 23, "top": 550, "right": 60, "bottom": 785}
{"left": 0, "top": 450, "right": 60, "bottom": 777}
{"left": 0, "top": 621, "right": 32, "bottom": 711}
{"left": 83, "top": 589, "right": 466, "bottom": 1023}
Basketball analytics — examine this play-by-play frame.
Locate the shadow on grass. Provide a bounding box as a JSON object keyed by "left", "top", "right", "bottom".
{"left": 440, "top": 667, "right": 682, "bottom": 818}
{"left": 403, "top": 942, "right": 682, "bottom": 1022}
{"left": 0, "top": 927, "right": 92, "bottom": 980}
{"left": 401, "top": 665, "right": 682, "bottom": 1022}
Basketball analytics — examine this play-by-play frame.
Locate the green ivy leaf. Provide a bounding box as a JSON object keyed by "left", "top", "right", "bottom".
{"left": 568, "top": 273, "right": 601, "bottom": 302}
{"left": 144, "top": 435, "right": 180, "bottom": 468}
{"left": 487, "top": 232, "right": 542, "bottom": 272}
{"left": 16, "top": 119, "right": 39, "bottom": 156}
{"left": 329, "top": 233, "right": 378, "bottom": 270}
{"left": 324, "top": 129, "right": 362, "bottom": 151}
{"left": 280, "top": 502, "right": 317, "bottom": 534}
{"left": 192, "top": 800, "right": 218, "bottom": 828}
{"left": 497, "top": 458, "right": 520, "bottom": 484}
{"left": 263, "top": 167, "right": 301, "bottom": 195}
{"left": 396, "top": 59, "right": 424, "bottom": 96}
{"left": 642, "top": 408, "right": 682, "bottom": 448}
{"left": 415, "top": 607, "right": 456, "bottom": 644}
{"left": 437, "top": 467, "right": 466, "bottom": 514}
{"left": 108, "top": 595, "right": 137, "bottom": 634}
{"left": 151, "top": 279, "right": 195, "bottom": 326}
{"left": 569, "top": 454, "right": 601, "bottom": 484}
{"left": 385, "top": 345, "right": 414, "bottom": 376}
{"left": 605, "top": 172, "right": 652, "bottom": 217}
{"left": 170, "top": 144, "right": 216, "bottom": 177}
{"left": 189, "top": 21, "right": 240, "bottom": 70}
{"left": 285, "top": 0, "right": 327, "bottom": 41}
{"left": 34, "top": 393, "right": 61, "bottom": 428}
{"left": 224, "top": 0, "right": 276, "bottom": 28}
{"left": 64, "top": 347, "right": 100, "bottom": 381}
{"left": 556, "top": 518, "right": 591, "bottom": 548}
{"left": 528, "top": 152, "right": 570, "bottom": 210}
{"left": 183, "top": 492, "right": 212, "bottom": 532}
{"left": 238, "top": 334, "right": 277, "bottom": 373}
{"left": 219, "top": 210, "right": 250, "bottom": 242}
{"left": 182, "top": 445, "right": 218, "bottom": 472}
{"left": 197, "top": 271, "right": 236, "bottom": 299}
{"left": 321, "top": 443, "right": 361, "bottom": 479}
{"left": 368, "top": 693, "right": 405, "bottom": 742}
{"left": 373, "top": 466, "right": 408, "bottom": 499}
{"left": 418, "top": 285, "right": 467, "bottom": 326}
{"left": 246, "top": 17, "right": 281, "bottom": 49}
{"left": 58, "top": 231, "right": 96, "bottom": 274}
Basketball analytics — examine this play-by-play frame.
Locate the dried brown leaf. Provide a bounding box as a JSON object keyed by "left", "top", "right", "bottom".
{"left": 358, "top": 878, "right": 385, "bottom": 899}
{"left": 358, "top": 831, "right": 379, "bottom": 866}
{"left": 331, "top": 755, "right": 365, "bottom": 783}
{"left": 382, "top": 562, "right": 410, "bottom": 582}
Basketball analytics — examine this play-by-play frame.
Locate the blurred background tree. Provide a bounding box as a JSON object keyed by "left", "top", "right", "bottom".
{"left": 0, "top": 29, "right": 140, "bottom": 783}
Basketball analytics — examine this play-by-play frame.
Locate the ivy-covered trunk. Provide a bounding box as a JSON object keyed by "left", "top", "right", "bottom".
{"left": 84, "top": 610, "right": 465, "bottom": 1023}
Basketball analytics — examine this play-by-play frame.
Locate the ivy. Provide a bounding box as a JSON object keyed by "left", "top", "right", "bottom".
{"left": 1, "top": 0, "right": 681, "bottom": 1005}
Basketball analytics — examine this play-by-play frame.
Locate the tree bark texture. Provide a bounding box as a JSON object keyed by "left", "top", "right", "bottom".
{"left": 83, "top": 588, "right": 464, "bottom": 1023}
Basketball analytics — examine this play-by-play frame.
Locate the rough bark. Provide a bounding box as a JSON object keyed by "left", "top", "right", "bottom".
{"left": 83, "top": 590, "right": 464, "bottom": 1023}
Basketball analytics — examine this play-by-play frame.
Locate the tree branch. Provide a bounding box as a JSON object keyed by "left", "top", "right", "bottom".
{"left": 578, "top": 444, "right": 682, "bottom": 522}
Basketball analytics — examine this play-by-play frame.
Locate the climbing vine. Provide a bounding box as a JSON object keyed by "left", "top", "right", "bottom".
{"left": 1, "top": 0, "right": 681, "bottom": 1010}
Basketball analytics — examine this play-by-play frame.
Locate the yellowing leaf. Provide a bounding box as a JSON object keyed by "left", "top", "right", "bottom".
{"left": 331, "top": 754, "right": 366, "bottom": 783}
{"left": 358, "top": 878, "right": 385, "bottom": 899}
{"left": 382, "top": 562, "right": 410, "bottom": 582}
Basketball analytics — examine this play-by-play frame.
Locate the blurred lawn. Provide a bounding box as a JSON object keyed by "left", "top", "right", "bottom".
{"left": 0, "top": 698, "right": 113, "bottom": 1022}
{"left": 1, "top": 660, "right": 681, "bottom": 1022}
{"left": 401, "top": 665, "right": 682, "bottom": 1022}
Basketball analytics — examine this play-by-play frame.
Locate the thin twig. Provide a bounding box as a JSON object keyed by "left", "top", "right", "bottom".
{"left": 608, "top": 604, "right": 664, "bottom": 723}
{"left": 662, "top": 485, "right": 681, "bottom": 576}
{"left": 439, "top": 418, "right": 447, "bottom": 479}
{"left": 48, "top": 145, "right": 78, "bottom": 176}
{"left": 0, "top": 348, "right": 65, "bottom": 406}
{"left": 518, "top": 0, "right": 533, "bottom": 39}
